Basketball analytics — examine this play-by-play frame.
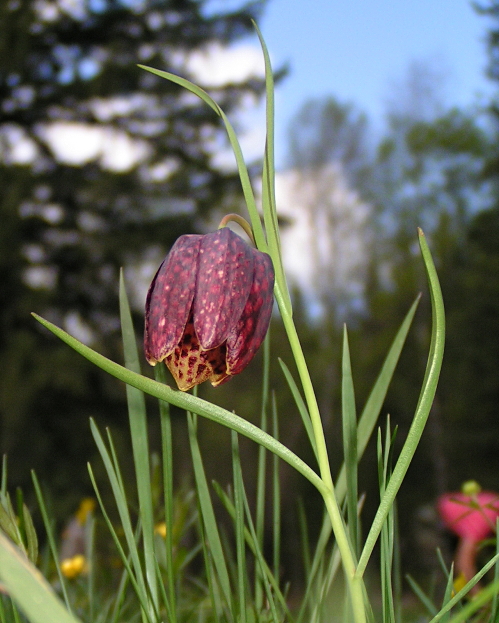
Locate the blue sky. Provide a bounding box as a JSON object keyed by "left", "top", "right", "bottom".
{"left": 256, "top": 0, "right": 495, "bottom": 166}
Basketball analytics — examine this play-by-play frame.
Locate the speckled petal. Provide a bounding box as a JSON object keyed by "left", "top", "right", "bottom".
{"left": 165, "top": 313, "right": 229, "bottom": 391}
{"left": 226, "top": 250, "right": 274, "bottom": 376}
{"left": 193, "top": 228, "right": 254, "bottom": 350}
{"left": 144, "top": 235, "right": 202, "bottom": 364}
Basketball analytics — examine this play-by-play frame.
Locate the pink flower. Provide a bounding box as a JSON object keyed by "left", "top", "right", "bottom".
{"left": 437, "top": 482, "right": 499, "bottom": 590}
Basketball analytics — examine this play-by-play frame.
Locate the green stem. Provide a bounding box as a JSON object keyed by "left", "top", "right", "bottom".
{"left": 279, "top": 308, "right": 366, "bottom": 623}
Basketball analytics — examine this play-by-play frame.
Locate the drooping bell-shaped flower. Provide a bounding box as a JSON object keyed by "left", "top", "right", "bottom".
{"left": 144, "top": 227, "right": 274, "bottom": 391}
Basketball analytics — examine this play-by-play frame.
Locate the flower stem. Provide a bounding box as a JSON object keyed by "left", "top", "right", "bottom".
{"left": 456, "top": 538, "right": 479, "bottom": 591}
{"left": 280, "top": 309, "right": 366, "bottom": 623}
{"left": 218, "top": 213, "right": 256, "bottom": 246}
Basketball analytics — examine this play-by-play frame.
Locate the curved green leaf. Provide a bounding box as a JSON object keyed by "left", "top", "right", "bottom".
{"left": 32, "top": 313, "right": 325, "bottom": 496}
{"left": 356, "top": 229, "right": 445, "bottom": 577}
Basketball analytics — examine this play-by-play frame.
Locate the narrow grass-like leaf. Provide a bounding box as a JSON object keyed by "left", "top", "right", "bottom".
{"left": 436, "top": 548, "right": 451, "bottom": 578}
{"left": 89, "top": 420, "right": 152, "bottom": 623}
{"left": 22, "top": 504, "right": 38, "bottom": 567}
{"left": 197, "top": 514, "right": 223, "bottom": 623}
{"left": 240, "top": 480, "right": 280, "bottom": 623}
{"left": 31, "top": 471, "right": 72, "bottom": 613}
{"left": 87, "top": 464, "right": 152, "bottom": 623}
{"left": 378, "top": 422, "right": 396, "bottom": 623}
{"left": 137, "top": 64, "right": 266, "bottom": 255}
{"left": 341, "top": 326, "right": 358, "bottom": 557}
{"left": 155, "top": 364, "right": 177, "bottom": 623}
{"left": 254, "top": 22, "right": 292, "bottom": 317}
{"left": 119, "top": 273, "right": 157, "bottom": 610}
{"left": 297, "top": 498, "right": 311, "bottom": 579}
{"left": 405, "top": 575, "right": 438, "bottom": 617}
{"left": 153, "top": 556, "right": 174, "bottom": 623}
{"left": 232, "top": 432, "right": 247, "bottom": 623}
{"left": 335, "top": 296, "right": 420, "bottom": 503}
{"left": 187, "top": 413, "right": 234, "bottom": 617}
{"left": 439, "top": 565, "right": 456, "bottom": 623}
{"left": 0, "top": 496, "right": 21, "bottom": 546}
{"left": 294, "top": 296, "right": 421, "bottom": 618}
{"left": 430, "top": 551, "right": 499, "bottom": 622}
{"left": 32, "top": 314, "right": 326, "bottom": 497}
{"left": 0, "top": 594, "right": 8, "bottom": 623}
{"left": 445, "top": 578, "right": 499, "bottom": 623}
{"left": 492, "top": 518, "right": 499, "bottom": 622}
{"left": 1, "top": 456, "right": 6, "bottom": 497}
{"left": 278, "top": 359, "right": 317, "bottom": 462}
{"left": 85, "top": 513, "right": 95, "bottom": 623}
{"left": 255, "top": 336, "right": 269, "bottom": 610}
{"left": 212, "top": 481, "right": 293, "bottom": 620}
{"left": 357, "top": 231, "right": 445, "bottom": 577}
{"left": 0, "top": 532, "right": 82, "bottom": 623}
{"left": 272, "top": 393, "right": 281, "bottom": 584}
{"left": 296, "top": 512, "right": 334, "bottom": 623}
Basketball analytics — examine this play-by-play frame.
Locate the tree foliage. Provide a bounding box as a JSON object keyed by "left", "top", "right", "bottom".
{"left": 0, "top": 0, "right": 270, "bottom": 499}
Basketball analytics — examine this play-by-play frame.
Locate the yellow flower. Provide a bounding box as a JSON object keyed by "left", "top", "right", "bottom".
{"left": 154, "top": 522, "right": 167, "bottom": 538}
{"left": 75, "top": 498, "right": 96, "bottom": 525}
{"left": 453, "top": 571, "right": 467, "bottom": 595}
{"left": 60, "top": 554, "right": 87, "bottom": 579}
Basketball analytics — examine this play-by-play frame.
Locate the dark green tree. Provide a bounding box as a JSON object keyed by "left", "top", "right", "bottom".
{"left": 0, "top": 0, "right": 272, "bottom": 501}
{"left": 439, "top": 0, "right": 499, "bottom": 486}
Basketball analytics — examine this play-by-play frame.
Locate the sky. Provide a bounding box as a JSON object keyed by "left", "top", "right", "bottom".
{"left": 249, "top": 0, "right": 496, "bottom": 167}
{"left": 36, "top": 0, "right": 497, "bottom": 174}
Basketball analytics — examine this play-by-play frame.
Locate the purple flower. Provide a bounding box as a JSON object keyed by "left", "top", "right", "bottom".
{"left": 144, "top": 227, "right": 274, "bottom": 391}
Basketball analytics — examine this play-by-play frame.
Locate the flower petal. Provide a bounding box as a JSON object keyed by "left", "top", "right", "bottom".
{"left": 144, "top": 234, "right": 201, "bottom": 364}
{"left": 226, "top": 250, "right": 274, "bottom": 375}
{"left": 193, "top": 228, "right": 254, "bottom": 350}
{"left": 165, "top": 313, "right": 229, "bottom": 391}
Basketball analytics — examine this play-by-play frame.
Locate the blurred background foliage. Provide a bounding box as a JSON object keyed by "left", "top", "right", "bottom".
{"left": 2, "top": 0, "right": 499, "bottom": 592}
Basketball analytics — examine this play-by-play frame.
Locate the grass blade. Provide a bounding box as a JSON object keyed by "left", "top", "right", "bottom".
{"left": 89, "top": 420, "right": 152, "bottom": 623}
{"left": 119, "top": 273, "right": 157, "bottom": 612}
{"left": 87, "top": 464, "right": 152, "bottom": 622}
{"left": 155, "top": 364, "right": 177, "bottom": 623}
{"left": 278, "top": 359, "right": 318, "bottom": 462}
{"left": 272, "top": 393, "right": 282, "bottom": 583}
{"left": 341, "top": 326, "right": 359, "bottom": 557}
{"left": 357, "top": 231, "right": 445, "bottom": 577}
{"left": 0, "top": 532, "right": 82, "bottom": 623}
{"left": 31, "top": 471, "right": 72, "bottom": 613}
{"left": 137, "top": 64, "right": 265, "bottom": 255}
{"left": 212, "top": 481, "right": 293, "bottom": 621}
{"left": 255, "top": 336, "right": 269, "bottom": 609}
{"left": 405, "top": 575, "right": 438, "bottom": 617}
{"left": 31, "top": 313, "right": 326, "bottom": 496}
{"left": 187, "top": 412, "right": 234, "bottom": 618}
{"left": 335, "top": 295, "right": 420, "bottom": 503}
{"left": 232, "top": 432, "right": 247, "bottom": 623}
{"left": 254, "top": 22, "right": 292, "bottom": 318}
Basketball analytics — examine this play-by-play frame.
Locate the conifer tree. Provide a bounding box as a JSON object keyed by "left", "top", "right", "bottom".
{"left": 0, "top": 0, "right": 269, "bottom": 495}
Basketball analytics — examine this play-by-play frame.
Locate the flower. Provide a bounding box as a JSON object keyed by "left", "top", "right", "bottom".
{"left": 60, "top": 554, "right": 87, "bottom": 579}
{"left": 60, "top": 498, "right": 95, "bottom": 563}
{"left": 154, "top": 522, "right": 167, "bottom": 538}
{"left": 144, "top": 227, "right": 274, "bottom": 391}
{"left": 437, "top": 481, "right": 499, "bottom": 591}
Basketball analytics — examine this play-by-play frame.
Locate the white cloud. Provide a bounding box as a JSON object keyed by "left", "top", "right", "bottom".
{"left": 274, "top": 164, "right": 371, "bottom": 318}
{"left": 0, "top": 125, "right": 39, "bottom": 164}
{"left": 186, "top": 43, "right": 264, "bottom": 87}
{"left": 38, "top": 122, "right": 150, "bottom": 171}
